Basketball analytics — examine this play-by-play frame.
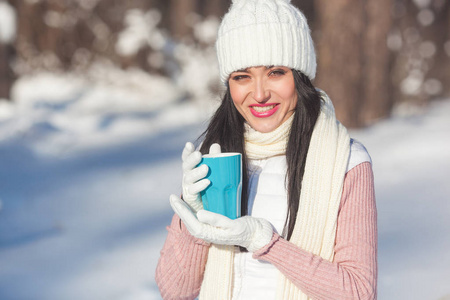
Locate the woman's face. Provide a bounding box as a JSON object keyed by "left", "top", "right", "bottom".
{"left": 229, "top": 66, "right": 297, "bottom": 133}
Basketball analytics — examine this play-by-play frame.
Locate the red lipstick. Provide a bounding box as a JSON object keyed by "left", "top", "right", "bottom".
{"left": 249, "top": 103, "right": 279, "bottom": 118}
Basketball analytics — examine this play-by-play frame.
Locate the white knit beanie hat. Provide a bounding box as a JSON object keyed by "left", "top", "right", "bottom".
{"left": 216, "top": 0, "right": 316, "bottom": 83}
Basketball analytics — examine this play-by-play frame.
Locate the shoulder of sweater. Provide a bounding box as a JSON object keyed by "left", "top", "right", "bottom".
{"left": 346, "top": 138, "right": 372, "bottom": 173}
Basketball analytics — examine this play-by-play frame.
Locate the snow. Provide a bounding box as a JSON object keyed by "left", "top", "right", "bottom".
{"left": 412, "top": 0, "right": 432, "bottom": 9}
{"left": 193, "top": 16, "right": 220, "bottom": 44}
{"left": 400, "top": 69, "right": 424, "bottom": 96}
{"left": 0, "top": 67, "right": 202, "bottom": 156}
{"left": 174, "top": 43, "right": 222, "bottom": 102}
{"left": 351, "top": 100, "right": 450, "bottom": 299}
{"left": 0, "top": 71, "right": 449, "bottom": 299}
{"left": 417, "top": 9, "right": 435, "bottom": 26}
{"left": 0, "top": 1, "right": 16, "bottom": 44}
{"left": 115, "top": 9, "right": 165, "bottom": 57}
{"left": 387, "top": 30, "right": 402, "bottom": 51}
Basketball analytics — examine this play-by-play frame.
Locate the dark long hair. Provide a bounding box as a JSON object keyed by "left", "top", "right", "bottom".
{"left": 198, "top": 69, "right": 321, "bottom": 240}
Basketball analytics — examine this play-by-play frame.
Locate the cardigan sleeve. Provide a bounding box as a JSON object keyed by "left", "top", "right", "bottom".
{"left": 155, "top": 213, "right": 210, "bottom": 300}
{"left": 253, "top": 162, "right": 377, "bottom": 300}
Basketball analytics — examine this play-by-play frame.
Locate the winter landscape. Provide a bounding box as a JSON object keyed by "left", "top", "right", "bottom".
{"left": 0, "top": 71, "right": 449, "bottom": 300}
{"left": 1, "top": 0, "right": 450, "bottom": 299}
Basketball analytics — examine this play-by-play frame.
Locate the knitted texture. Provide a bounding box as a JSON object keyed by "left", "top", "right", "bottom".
{"left": 252, "top": 162, "right": 377, "bottom": 299}
{"left": 199, "top": 91, "right": 350, "bottom": 299}
{"left": 199, "top": 111, "right": 293, "bottom": 298}
{"left": 199, "top": 244, "right": 235, "bottom": 299}
{"left": 276, "top": 91, "right": 350, "bottom": 299}
{"left": 244, "top": 113, "right": 294, "bottom": 160}
{"left": 155, "top": 163, "right": 377, "bottom": 299}
{"left": 155, "top": 214, "right": 210, "bottom": 299}
{"left": 216, "top": 0, "right": 316, "bottom": 83}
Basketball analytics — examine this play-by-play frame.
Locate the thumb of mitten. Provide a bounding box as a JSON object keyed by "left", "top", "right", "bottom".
{"left": 209, "top": 143, "right": 221, "bottom": 155}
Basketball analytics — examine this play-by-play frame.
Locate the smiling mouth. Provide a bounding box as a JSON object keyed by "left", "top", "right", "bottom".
{"left": 251, "top": 104, "right": 277, "bottom": 112}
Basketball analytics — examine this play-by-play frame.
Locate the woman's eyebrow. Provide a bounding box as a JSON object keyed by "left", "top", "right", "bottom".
{"left": 234, "top": 65, "right": 276, "bottom": 73}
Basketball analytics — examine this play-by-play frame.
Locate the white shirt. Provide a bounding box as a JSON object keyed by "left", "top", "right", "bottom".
{"left": 231, "top": 139, "right": 371, "bottom": 299}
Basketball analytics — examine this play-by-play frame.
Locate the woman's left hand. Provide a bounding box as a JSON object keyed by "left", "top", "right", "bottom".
{"left": 170, "top": 194, "right": 273, "bottom": 252}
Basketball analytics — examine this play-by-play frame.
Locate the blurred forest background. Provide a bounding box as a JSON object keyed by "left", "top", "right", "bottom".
{"left": 1, "top": 1, "right": 450, "bottom": 299}
{"left": 1, "top": 0, "right": 449, "bottom": 128}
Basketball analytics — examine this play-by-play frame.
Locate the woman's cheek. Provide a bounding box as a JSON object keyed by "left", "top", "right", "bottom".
{"left": 230, "top": 87, "right": 242, "bottom": 104}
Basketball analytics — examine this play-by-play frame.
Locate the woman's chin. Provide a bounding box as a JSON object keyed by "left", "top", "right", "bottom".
{"left": 249, "top": 122, "right": 279, "bottom": 133}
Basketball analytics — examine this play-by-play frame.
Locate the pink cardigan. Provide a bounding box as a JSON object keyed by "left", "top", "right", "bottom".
{"left": 155, "top": 162, "right": 377, "bottom": 299}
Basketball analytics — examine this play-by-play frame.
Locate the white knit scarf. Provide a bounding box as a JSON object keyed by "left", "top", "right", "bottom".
{"left": 244, "top": 113, "right": 295, "bottom": 160}
{"left": 199, "top": 91, "right": 350, "bottom": 300}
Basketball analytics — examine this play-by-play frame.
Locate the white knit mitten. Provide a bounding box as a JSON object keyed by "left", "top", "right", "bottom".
{"left": 181, "top": 142, "right": 221, "bottom": 212}
{"left": 170, "top": 194, "right": 273, "bottom": 252}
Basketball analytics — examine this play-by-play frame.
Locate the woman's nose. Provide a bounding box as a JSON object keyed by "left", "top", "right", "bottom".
{"left": 252, "top": 80, "right": 270, "bottom": 103}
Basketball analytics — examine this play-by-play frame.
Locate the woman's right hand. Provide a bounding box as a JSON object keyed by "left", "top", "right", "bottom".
{"left": 181, "top": 142, "right": 221, "bottom": 213}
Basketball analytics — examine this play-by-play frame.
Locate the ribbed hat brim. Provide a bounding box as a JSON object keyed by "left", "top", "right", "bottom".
{"left": 216, "top": 22, "right": 316, "bottom": 83}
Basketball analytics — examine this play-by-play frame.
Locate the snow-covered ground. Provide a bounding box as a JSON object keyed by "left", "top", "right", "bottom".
{"left": 351, "top": 101, "right": 450, "bottom": 299}
{"left": 0, "top": 73, "right": 449, "bottom": 300}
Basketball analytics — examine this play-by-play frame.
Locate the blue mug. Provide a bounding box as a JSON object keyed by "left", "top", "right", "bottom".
{"left": 199, "top": 152, "right": 242, "bottom": 220}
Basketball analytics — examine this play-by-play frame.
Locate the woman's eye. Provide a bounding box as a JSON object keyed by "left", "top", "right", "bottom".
{"left": 269, "top": 69, "right": 286, "bottom": 77}
{"left": 231, "top": 74, "right": 249, "bottom": 81}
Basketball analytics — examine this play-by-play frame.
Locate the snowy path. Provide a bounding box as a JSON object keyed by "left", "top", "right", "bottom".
{"left": 0, "top": 121, "right": 205, "bottom": 299}
{"left": 351, "top": 100, "right": 450, "bottom": 299}
{"left": 1, "top": 99, "right": 449, "bottom": 299}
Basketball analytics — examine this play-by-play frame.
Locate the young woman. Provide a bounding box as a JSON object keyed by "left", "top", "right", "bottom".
{"left": 155, "top": 0, "right": 377, "bottom": 299}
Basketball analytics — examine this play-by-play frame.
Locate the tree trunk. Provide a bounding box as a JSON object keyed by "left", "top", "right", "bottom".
{"left": 0, "top": 0, "right": 16, "bottom": 99}
{"left": 359, "top": 0, "right": 394, "bottom": 125}
{"left": 201, "top": 0, "right": 230, "bottom": 17}
{"left": 388, "top": 0, "right": 450, "bottom": 110}
{"left": 0, "top": 44, "right": 15, "bottom": 100}
{"left": 426, "top": 0, "right": 450, "bottom": 98}
{"left": 169, "top": 0, "right": 198, "bottom": 39}
{"left": 314, "top": 0, "right": 365, "bottom": 128}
